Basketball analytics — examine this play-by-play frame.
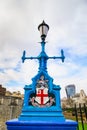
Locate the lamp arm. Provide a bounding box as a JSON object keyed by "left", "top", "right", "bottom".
{"left": 21, "top": 50, "right": 38, "bottom": 63}
{"left": 48, "top": 49, "right": 65, "bottom": 62}
{"left": 48, "top": 56, "right": 65, "bottom": 62}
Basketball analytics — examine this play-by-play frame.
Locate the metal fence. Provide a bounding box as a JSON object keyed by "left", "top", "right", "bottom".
{"left": 63, "top": 103, "right": 87, "bottom": 130}
{"left": 74, "top": 104, "right": 87, "bottom": 130}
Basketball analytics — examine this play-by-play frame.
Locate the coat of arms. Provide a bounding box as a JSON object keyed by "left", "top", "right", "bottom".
{"left": 29, "top": 75, "right": 55, "bottom": 107}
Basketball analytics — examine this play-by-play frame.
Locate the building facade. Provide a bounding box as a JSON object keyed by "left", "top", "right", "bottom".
{"left": 65, "top": 84, "right": 76, "bottom": 98}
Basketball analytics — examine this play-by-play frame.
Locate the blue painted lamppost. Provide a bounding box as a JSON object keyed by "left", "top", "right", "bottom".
{"left": 22, "top": 21, "right": 65, "bottom": 69}
{"left": 6, "top": 21, "right": 77, "bottom": 130}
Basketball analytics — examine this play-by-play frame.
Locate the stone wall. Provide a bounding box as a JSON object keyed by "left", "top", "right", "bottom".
{"left": 0, "top": 85, "right": 6, "bottom": 96}
{"left": 0, "top": 95, "right": 23, "bottom": 130}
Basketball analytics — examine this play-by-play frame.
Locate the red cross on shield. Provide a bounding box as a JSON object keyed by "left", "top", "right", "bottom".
{"left": 35, "top": 88, "right": 49, "bottom": 106}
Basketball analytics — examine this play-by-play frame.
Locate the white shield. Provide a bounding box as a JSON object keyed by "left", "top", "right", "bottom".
{"left": 35, "top": 87, "right": 49, "bottom": 105}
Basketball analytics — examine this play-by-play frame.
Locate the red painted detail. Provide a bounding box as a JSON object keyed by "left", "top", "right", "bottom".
{"left": 36, "top": 89, "right": 48, "bottom": 105}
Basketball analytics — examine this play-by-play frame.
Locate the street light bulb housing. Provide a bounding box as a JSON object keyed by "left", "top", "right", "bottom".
{"left": 38, "top": 21, "right": 49, "bottom": 41}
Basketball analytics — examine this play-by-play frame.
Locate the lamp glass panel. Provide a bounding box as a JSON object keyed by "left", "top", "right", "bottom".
{"left": 39, "top": 25, "right": 48, "bottom": 36}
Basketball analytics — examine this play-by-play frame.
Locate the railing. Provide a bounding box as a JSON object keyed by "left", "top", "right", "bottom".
{"left": 63, "top": 103, "right": 87, "bottom": 130}
{"left": 75, "top": 104, "right": 87, "bottom": 130}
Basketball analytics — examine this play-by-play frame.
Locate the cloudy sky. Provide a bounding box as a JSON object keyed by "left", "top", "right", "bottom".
{"left": 0, "top": 0, "right": 87, "bottom": 98}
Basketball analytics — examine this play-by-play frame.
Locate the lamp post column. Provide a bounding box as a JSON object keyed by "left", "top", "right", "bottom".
{"left": 38, "top": 40, "right": 48, "bottom": 72}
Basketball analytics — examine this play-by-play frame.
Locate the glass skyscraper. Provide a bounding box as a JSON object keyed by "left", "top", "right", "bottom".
{"left": 65, "top": 85, "right": 76, "bottom": 98}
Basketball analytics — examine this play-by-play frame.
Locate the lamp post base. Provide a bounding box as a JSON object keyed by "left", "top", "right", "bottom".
{"left": 6, "top": 118, "right": 77, "bottom": 130}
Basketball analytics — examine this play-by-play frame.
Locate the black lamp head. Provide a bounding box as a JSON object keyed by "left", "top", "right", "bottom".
{"left": 38, "top": 21, "right": 49, "bottom": 41}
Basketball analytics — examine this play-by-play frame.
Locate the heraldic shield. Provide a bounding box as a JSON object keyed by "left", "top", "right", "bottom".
{"left": 29, "top": 75, "right": 55, "bottom": 107}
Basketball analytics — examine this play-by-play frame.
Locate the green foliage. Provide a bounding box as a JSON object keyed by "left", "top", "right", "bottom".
{"left": 78, "top": 122, "right": 87, "bottom": 130}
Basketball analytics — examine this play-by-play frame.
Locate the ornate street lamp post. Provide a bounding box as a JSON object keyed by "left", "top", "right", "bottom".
{"left": 20, "top": 21, "right": 66, "bottom": 116}
{"left": 6, "top": 21, "right": 77, "bottom": 130}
